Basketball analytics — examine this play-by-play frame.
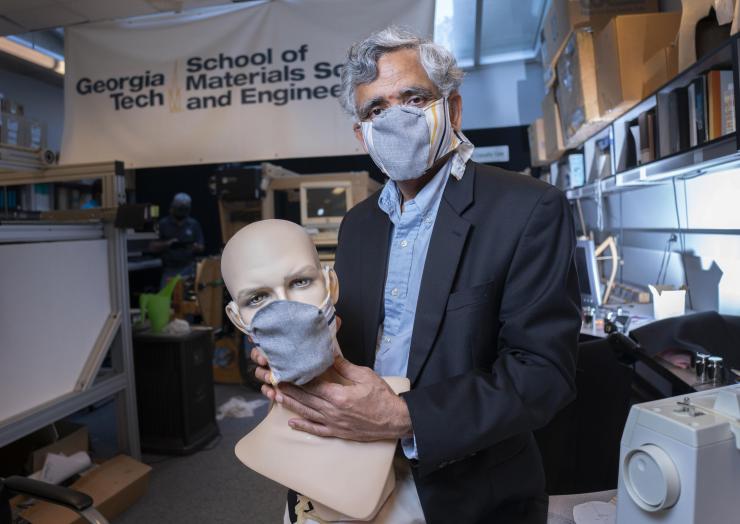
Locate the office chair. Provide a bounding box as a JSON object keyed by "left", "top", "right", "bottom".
{"left": 0, "top": 476, "right": 108, "bottom": 524}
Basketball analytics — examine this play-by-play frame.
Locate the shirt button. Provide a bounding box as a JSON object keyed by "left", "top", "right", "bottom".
{"left": 383, "top": 336, "right": 391, "bottom": 344}
{"left": 391, "top": 287, "right": 399, "bottom": 296}
{"left": 400, "top": 240, "right": 408, "bottom": 248}
{"left": 424, "top": 217, "right": 432, "bottom": 225}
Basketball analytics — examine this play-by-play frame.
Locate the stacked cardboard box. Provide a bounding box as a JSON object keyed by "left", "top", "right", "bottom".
{"left": 541, "top": 89, "right": 566, "bottom": 162}
{"left": 528, "top": 118, "right": 548, "bottom": 167}
{"left": 540, "top": 0, "right": 659, "bottom": 85}
{"left": 555, "top": 29, "right": 602, "bottom": 148}
{"left": 542, "top": 9, "right": 683, "bottom": 153}
{"left": 596, "top": 12, "right": 682, "bottom": 119}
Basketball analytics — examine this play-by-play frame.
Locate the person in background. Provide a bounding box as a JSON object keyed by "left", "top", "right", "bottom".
{"left": 150, "top": 192, "right": 204, "bottom": 287}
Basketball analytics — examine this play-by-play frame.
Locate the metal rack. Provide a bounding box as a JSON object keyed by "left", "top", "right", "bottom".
{"left": 0, "top": 161, "right": 140, "bottom": 458}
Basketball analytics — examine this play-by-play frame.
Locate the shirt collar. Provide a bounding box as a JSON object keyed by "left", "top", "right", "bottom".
{"left": 378, "top": 155, "right": 453, "bottom": 224}
{"left": 451, "top": 129, "right": 474, "bottom": 180}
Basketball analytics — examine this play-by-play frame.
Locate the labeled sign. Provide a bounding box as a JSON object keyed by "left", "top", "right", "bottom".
{"left": 472, "top": 145, "right": 510, "bottom": 164}
{"left": 61, "top": 0, "right": 433, "bottom": 168}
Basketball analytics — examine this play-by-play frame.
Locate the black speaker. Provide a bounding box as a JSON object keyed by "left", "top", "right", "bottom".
{"left": 133, "top": 328, "right": 219, "bottom": 454}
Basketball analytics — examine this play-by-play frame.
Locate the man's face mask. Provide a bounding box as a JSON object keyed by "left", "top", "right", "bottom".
{"left": 172, "top": 204, "right": 190, "bottom": 220}
{"left": 360, "top": 97, "right": 457, "bottom": 181}
{"left": 226, "top": 269, "right": 338, "bottom": 386}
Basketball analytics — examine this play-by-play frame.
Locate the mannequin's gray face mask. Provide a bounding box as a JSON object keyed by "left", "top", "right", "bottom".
{"left": 360, "top": 97, "right": 456, "bottom": 181}
{"left": 245, "top": 295, "right": 338, "bottom": 386}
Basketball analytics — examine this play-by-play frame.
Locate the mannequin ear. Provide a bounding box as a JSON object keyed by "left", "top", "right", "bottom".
{"left": 325, "top": 267, "right": 340, "bottom": 304}
{"left": 225, "top": 301, "right": 249, "bottom": 335}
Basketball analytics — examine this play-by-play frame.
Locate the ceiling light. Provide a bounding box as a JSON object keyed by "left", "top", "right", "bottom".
{"left": 0, "top": 37, "right": 64, "bottom": 75}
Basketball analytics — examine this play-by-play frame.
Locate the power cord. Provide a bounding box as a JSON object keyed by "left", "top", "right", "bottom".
{"left": 671, "top": 177, "right": 693, "bottom": 309}
{"left": 656, "top": 234, "right": 677, "bottom": 285}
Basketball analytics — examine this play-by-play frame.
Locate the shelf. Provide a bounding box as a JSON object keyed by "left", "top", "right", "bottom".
{"left": 126, "top": 230, "right": 157, "bottom": 241}
{"left": 556, "top": 33, "right": 740, "bottom": 200}
{"left": 128, "top": 258, "right": 162, "bottom": 272}
{"left": 566, "top": 133, "right": 740, "bottom": 201}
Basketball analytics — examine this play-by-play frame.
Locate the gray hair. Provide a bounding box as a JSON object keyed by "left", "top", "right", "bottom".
{"left": 339, "top": 26, "right": 463, "bottom": 120}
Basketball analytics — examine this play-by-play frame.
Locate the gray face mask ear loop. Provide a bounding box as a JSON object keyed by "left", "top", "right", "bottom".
{"left": 226, "top": 301, "right": 249, "bottom": 334}
{"left": 320, "top": 266, "right": 343, "bottom": 358}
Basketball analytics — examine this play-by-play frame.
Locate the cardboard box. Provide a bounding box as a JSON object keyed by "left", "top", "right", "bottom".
{"left": 555, "top": 29, "right": 606, "bottom": 147}
{"left": 542, "top": 0, "right": 658, "bottom": 69}
{"left": 678, "top": 0, "right": 731, "bottom": 72}
{"left": 31, "top": 421, "right": 89, "bottom": 472}
{"left": 528, "top": 118, "right": 548, "bottom": 167}
{"left": 642, "top": 41, "right": 679, "bottom": 96}
{"left": 20, "top": 455, "right": 151, "bottom": 524}
{"left": 0, "top": 422, "right": 89, "bottom": 477}
{"left": 541, "top": 89, "right": 566, "bottom": 162}
{"left": 596, "top": 12, "right": 681, "bottom": 118}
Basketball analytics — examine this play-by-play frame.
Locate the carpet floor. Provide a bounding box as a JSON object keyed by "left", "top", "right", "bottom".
{"left": 114, "top": 384, "right": 286, "bottom": 524}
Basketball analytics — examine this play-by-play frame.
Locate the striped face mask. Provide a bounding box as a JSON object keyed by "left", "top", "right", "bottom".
{"left": 361, "top": 97, "right": 461, "bottom": 181}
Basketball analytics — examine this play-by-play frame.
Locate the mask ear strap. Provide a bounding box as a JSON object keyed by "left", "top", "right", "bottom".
{"left": 225, "top": 301, "right": 249, "bottom": 335}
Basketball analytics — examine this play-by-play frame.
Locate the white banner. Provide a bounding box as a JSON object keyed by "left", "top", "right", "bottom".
{"left": 61, "top": 0, "right": 434, "bottom": 168}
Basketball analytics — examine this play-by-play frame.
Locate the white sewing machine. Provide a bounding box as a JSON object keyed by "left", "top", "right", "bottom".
{"left": 617, "top": 384, "right": 740, "bottom": 524}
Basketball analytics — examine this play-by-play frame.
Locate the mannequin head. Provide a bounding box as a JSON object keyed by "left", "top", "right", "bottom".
{"left": 221, "top": 219, "right": 339, "bottom": 332}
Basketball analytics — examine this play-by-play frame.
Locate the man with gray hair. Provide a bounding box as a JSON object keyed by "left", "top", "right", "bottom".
{"left": 254, "top": 27, "right": 580, "bottom": 523}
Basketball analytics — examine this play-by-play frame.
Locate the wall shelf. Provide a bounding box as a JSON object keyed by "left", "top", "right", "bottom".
{"left": 559, "top": 33, "right": 740, "bottom": 202}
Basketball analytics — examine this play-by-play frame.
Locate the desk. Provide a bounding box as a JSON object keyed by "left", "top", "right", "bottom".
{"left": 579, "top": 303, "right": 656, "bottom": 338}
{"left": 579, "top": 304, "right": 708, "bottom": 398}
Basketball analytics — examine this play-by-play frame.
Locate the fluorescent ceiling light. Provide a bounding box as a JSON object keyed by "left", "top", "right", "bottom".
{"left": 0, "top": 37, "right": 64, "bottom": 75}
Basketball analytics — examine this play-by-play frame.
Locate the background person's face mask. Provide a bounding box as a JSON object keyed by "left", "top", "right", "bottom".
{"left": 360, "top": 97, "right": 458, "bottom": 181}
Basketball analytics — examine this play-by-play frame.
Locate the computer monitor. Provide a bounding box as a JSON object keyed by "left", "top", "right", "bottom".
{"left": 299, "top": 181, "right": 353, "bottom": 228}
{"left": 575, "top": 238, "right": 602, "bottom": 307}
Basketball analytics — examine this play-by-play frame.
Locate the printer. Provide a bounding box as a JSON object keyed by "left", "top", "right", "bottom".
{"left": 617, "top": 384, "right": 740, "bottom": 523}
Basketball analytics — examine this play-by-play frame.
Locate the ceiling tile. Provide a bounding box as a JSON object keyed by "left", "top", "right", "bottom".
{"left": 63, "top": 0, "right": 158, "bottom": 21}
{"left": 0, "top": 16, "right": 26, "bottom": 36}
{"left": 182, "top": 0, "right": 240, "bottom": 8}
{"left": 0, "top": 1, "right": 59, "bottom": 13}
{"left": 5, "top": 6, "right": 88, "bottom": 31}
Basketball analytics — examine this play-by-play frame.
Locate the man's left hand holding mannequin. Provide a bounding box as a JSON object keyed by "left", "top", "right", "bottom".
{"left": 253, "top": 350, "right": 412, "bottom": 442}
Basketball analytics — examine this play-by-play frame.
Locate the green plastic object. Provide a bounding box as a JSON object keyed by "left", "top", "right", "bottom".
{"left": 139, "top": 275, "right": 181, "bottom": 333}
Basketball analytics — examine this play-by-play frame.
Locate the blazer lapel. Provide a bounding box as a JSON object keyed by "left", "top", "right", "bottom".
{"left": 406, "top": 163, "right": 476, "bottom": 385}
{"left": 360, "top": 203, "right": 392, "bottom": 368}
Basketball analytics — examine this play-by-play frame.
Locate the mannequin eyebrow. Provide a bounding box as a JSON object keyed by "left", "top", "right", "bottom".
{"left": 234, "top": 266, "right": 320, "bottom": 302}
{"left": 285, "top": 265, "right": 319, "bottom": 281}
{"left": 236, "top": 287, "right": 268, "bottom": 303}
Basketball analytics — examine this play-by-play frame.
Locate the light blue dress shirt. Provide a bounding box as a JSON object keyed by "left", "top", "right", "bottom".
{"left": 375, "top": 159, "right": 454, "bottom": 459}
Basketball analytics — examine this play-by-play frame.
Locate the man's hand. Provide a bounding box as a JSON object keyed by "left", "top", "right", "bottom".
{"left": 250, "top": 349, "right": 412, "bottom": 442}
{"left": 281, "top": 357, "right": 412, "bottom": 441}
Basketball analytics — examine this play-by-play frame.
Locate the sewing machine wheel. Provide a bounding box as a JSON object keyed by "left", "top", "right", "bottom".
{"left": 622, "top": 444, "right": 680, "bottom": 512}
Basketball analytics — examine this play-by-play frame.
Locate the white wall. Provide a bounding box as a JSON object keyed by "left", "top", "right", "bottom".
{"left": 1, "top": 69, "right": 64, "bottom": 151}
{"left": 580, "top": 168, "right": 740, "bottom": 315}
{"left": 460, "top": 59, "right": 545, "bottom": 129}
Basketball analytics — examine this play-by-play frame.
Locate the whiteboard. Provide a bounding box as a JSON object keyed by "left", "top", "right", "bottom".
{"left": 0, "top": 239, "right": 112, "bottom": 423}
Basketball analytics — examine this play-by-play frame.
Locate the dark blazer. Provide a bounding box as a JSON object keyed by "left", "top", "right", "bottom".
{"left": 333, "top": 161, "right": 581, "bottom": 523}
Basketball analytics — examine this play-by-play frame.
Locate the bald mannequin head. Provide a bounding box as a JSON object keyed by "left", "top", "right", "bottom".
{"left": 221, "top": 219, "right": 338, "bottom": 331}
